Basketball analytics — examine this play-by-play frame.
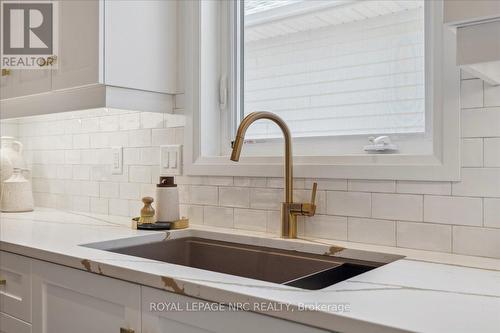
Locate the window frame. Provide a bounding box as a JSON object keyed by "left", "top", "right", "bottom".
{"left": 183, "top": 0, "right": 461, "bottom": 181}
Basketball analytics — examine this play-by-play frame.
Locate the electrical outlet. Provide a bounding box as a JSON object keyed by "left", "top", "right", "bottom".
{"left": 160, "top": 145, "right": 182, "bottom": 175}
{"left": 111, "top": 146, "right": 123, "bottom": 175}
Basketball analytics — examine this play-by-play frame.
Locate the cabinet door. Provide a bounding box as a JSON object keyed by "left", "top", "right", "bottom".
{"left": 0, "top": 312, "right": 31, "bottom": 333}
{"left": 51, "top": 0, "right": 100, "bottom": 90}
{"left": 32, "top": 260, "right": 141, "bottom": 333}
{"left": 142, "top": 286, "right": 328, "bottom": 333}
{"left": 105, "top": 0, "right": 177, "bottom": 93}
{"left": 0, "top": 69, "right": 51, "bottom": 100}
{"left": 0, "top": 251, "right": 31, "bottom": 322}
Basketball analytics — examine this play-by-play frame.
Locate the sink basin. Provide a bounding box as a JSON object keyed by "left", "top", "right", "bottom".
{"left": 106, "top": 237, "right": 382, "bottom": 289}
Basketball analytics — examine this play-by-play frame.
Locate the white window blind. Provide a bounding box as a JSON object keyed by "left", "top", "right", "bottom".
{"left": 242, "top": 0, "right": 425, "bottom": 140}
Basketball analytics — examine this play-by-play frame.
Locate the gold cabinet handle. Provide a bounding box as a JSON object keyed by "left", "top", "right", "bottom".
{"left": 120, "top": 328, "right": 134, "bottom": 333}
{"left": 1, "top": 69, "right": 11, "bottom": 76}
{"left": 0, "top": 279, "right": 6, "bottom": 286}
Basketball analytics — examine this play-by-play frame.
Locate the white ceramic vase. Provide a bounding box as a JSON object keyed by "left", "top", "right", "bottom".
{"left": 1, "top": 168, "right": 34, "bottom": 212}
{"left": 0, "top": 136, "right": 25, "bottom": 169}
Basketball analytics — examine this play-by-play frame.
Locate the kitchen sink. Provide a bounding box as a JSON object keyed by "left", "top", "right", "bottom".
{"left": 106, "top": 237, "right": 383, "bottom": 290}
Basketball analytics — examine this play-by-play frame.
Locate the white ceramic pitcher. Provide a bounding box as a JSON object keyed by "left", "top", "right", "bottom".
{"left": 0, "top": 136, "right": 25, "bottom": 169}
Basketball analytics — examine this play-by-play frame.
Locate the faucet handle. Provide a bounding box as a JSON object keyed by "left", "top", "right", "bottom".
{"left": 301, "top": 182, "right": 317, "bottom": 217}
{"left": 310, "top": 182, "right": 317, "bottom": 206}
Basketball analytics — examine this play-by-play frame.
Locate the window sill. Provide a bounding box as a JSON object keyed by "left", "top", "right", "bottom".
{"left": 185, "top": 153, "right": 460, "bottom": 181}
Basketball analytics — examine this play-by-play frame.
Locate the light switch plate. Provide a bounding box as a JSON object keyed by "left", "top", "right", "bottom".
{"left": 160, "top": 145, "right": 182, "bottom": 175}
{"left": 111, "top": 146, "right": 123, "bottom": 175}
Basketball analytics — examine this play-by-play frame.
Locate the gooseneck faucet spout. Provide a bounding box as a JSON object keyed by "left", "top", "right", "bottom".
{"left": 230, "top": 111, "right": 317, "bottom": 238}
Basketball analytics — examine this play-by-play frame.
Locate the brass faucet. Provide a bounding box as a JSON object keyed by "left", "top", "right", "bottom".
{"left": 230, "top": 111, "right": 317, "bottom": 238}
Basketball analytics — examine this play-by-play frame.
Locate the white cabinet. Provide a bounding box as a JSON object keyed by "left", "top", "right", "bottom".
{"left": 444, "top": 0, "right": 500, "bottom": 25}
{"left": 444, "top": 0, "right": 500, "bottom": 85}
{"left": 32, "top": 260, "right": 141, "bottom": 333}
{"left": 0, "top": 251, "right": 32, "bottom": 323}
{"left": 105, "top": 0, "right": 177, "bottom": 94}
{"left": 1, "top": 0, "right": 177, "bottom": 118}
{"left": 141, "top": 286, "right": 328, "bottom": 333}
{"left": 52, "top": 0, "right": 100, "bottom": 90}
{"left": 0, "top": 313, "right": 31, "bottom": 333}
{"left": 0, "top": 70, "right": 51, "bottom": 100}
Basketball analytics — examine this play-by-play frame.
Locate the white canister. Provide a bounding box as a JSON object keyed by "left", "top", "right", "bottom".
{"left": 155, "top": 176, "right": 179, "bottom": 222}
{"left": 1, "top": 168, "right": 34, "bottom": 212}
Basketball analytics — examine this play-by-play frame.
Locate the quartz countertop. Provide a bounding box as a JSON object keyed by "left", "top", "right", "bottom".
{"left": 1, "top": 208, "right": 499, "bottom": 333}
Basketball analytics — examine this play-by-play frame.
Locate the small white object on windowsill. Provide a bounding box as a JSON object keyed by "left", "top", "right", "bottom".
{"left": 364, "top": 136, "right": 398, "bottom": 153}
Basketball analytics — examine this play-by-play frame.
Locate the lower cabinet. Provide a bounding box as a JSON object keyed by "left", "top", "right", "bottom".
{"left": 0, "top": 251, "right": 327, "bottom": 333}
{"left": 32, "top": 260, "right": 141, "bottom": 333}
{"left": 0, "top": 312, "right": 31, "bottom": 333}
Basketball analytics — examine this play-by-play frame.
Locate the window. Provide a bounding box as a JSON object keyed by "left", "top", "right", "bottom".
{"left": 183, "top": 0, "right": 460, "bottom": 180}
{"left": 241, "top": 0, "right": 426, "bottom": 142}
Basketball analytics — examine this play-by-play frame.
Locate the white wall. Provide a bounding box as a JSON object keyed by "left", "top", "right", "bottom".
{"left": 2, "top": 72, "right": 500, "bottom": 259}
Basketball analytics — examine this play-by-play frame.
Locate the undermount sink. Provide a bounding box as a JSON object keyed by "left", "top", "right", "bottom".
{"left": 106, "top": 237, "right": 383, "bottom": 290}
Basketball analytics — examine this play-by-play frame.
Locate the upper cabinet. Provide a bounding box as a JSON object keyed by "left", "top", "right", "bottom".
{"left": 444, "top": 0, "right": 500, "bottom": 85}
{"left": 0, "top": 0, "right": 177, "bottom": 118}
{"left": 444, "top": 0, "right": 500, "bottom": 25}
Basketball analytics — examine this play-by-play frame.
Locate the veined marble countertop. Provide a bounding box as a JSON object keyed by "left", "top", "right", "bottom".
{"left": 1, "top": 208, "right": 499, "bottom": 333}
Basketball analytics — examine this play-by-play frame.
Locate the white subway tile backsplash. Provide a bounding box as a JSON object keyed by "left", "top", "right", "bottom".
{"left": 250, "top": 188, "right": 282, "bottom": 210}
{"left": 484, "top": 138, "right": 500, "bottom": 167}
{"left": 348, "top": 180, "right": 395, "bottom": 193}
{"left": 327, "top": 191, "right": 371, "bottom": 217}
{"left": 179, "top": 204, "right": 203, "bottom": 225}
{"left": 305, "top": 178, "right": 347, "bottom": 191}
{"left": 128, "top": 129, "right": 151, "bottom": 147}
{"left": 267, "top": 177, "right": 304, "bottom": 189}
{"left": 109, "top": 198, "right": 130, "bottom": 216}
{"left": 424, "top": 195, "right": 482, "bottom": 226}
{"left": 484, "top": 82, "right": 500, "bottom": 107}
{"left": 453, "top": 226, "right": 500, "bottom": 258}
{"left": 80, "top": 181, "right": 99, "bottom": 197}
{"left": 452, "top": 168, "right": 500, "bottom": 197}
{"left": 64, "top": 150, "right": 81, "bottom": 164}
{"left": 141, "top": 112, "right": 164, "bottom": 129}
{"left": 462, "top": 107, "right": 500, "bottom": 138}
{"left": 234, "top": 177, "right": 267, "bottom": 187}
{"left": 189, "top": 186, "right": 218, "bottom": 205}
{"left": 461, "top": 139, "right": 483, "bottom": 167}
{"left": 348, "top": 217, "right": 396, "bottom": 246}
{"left": 100, "top": 182, "right": 120, "bottom": 198}
{"left": 266, "top": 210, "right": 281, "bottom": 235}
{"left": 219, "top": 187, "right": 250, "bottom": 208}
{"left": 303, "top": 215, "right": 347, "bottom": 240}
{"left": 234, "top": 209, "right": 267, "bottom": 232}
{"left": 396, "top": 180, "right": 451, "bottom": 195}
{"left": 460, "top": 79, "right": 483, "bottom": 108}
{"left": 484, "top": 198, "right": 500, "bottom": 228}
{"left": 71, "top": 195, "right": 90, "bottom": 212}
{"left": 203, "top": 206, "right": 233, "bottom": 228}
{"left": 99, "top": 115, "right": 120, "bottom": 132}
{"left": 90, "top": 197, "right": 108, "bottom": 215}
{"left": 152, "top": 128, "right": 175, "bottom": 146}
{"left": 72, "top": 165, "right": 91, "bottom": 180}
{"left": 372, "top": 193, "right": 423, "bottom": 221}
{"left": 72, "top": 134, "right": 90, "bottom": 149}
{"left": 397, "top": 221, "right": 452, "bottom": 252}
{"left": 204, "top": 177, "right": 234, "bottom": 186}
{"left": 119, "top": 183, "right": 141, "bottom": 200}
{"left": 119, "top": 113, "right": 141, "bottom": 130}
{"left": 129, "top": 166, "right": 152, "bottom": 183}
